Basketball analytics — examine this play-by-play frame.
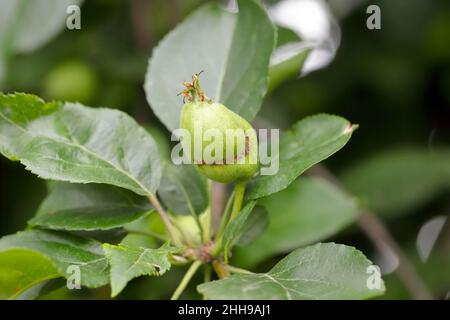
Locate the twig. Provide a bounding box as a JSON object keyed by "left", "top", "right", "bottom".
{"left": 203, "top": 180, "right": 214, "bottom": 242}
{"left": 130, "top": 0, "right": 151, "bottom": 51}
{"left": 211, "top": 181, "right": 246, "bottom": 258}
{"left": 170, "top": 255, "right": 189, "bottom": 266}
{"left": 214, "top": 182, "right": 246, "bottom": 261}
{"left": 148, "top": 194, "right": 181, "bottom": 247}
{"left": 212, "top": 260, "right": 230, "bottom": 279}
{"left": 307, "top": 164, "right": 433, "bottom": 300}
{"left": 215, "top": 190, "right": 235, "bottom": 242}
{"left": 211, "top": 191, "right": 235, "bottom": 257}
{"left": 203, "top": 264, "right": 212, "bottom": 283}
{"left": 440, "top": 215, "right": 450, "bottom": 252}
{"left": 357, "top": 211, "right": 433, "bottom": 300}
{"left": 211, "top": 182, "right": 226, "bottom": 232}
{"left": 163, "top": 0, "right": 181, "bottom": 26}
{"left": 171, "top": 260, "right": 202, "bottom": 300}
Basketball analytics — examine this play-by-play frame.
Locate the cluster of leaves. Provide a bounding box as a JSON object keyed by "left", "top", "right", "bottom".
{"left": 0, "top": 0, "right": 388, "bottom": 300}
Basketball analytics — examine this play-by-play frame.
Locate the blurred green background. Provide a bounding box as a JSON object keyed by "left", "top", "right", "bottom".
{"left": 0, "top": 0, "right": 449, "bottom": 299}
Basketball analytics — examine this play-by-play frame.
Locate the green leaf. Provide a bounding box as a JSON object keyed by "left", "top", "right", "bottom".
{"left": 103, "top": 243, "right": 178, "bottom": 297}
{"left": 29, "top": 182, "right": 153, "bottom": 231}
{"left": 0, "top": 230, "right": 109, "bottom": 288}
{"left": 235, "top": 205, "right": 269, "bottom": 246}
{"left": 0, "top": 0, "right": 83, "bottom": 87}
{"left": 235, "top": 177, "right": 359, "bottom": 267}
{"left": 268, "top": 49, "right": 310, "bottom": 92}
{"left": 247, "top": 114, "right": 356, "bottom": 200}
{"left": 275, "top": 26, "right": 302, "bottom": 47}
{"left": 0, "top": 249, "right": 60, "bottom": 299}
{"left": 144, "top": 0, "right": 276, "bottom": 131}
{"left": 221, "top": 202, "right": 269, "bottom": 257}
{"left": 198, "top": 243, "right": 385, "bottom": 300}
{"left": 0, "top": 0, "right": 82, "bottom": 54}
{"left": 222, "top": 201, "right": 256, "bottom": 256}
{"left": 158, "top": 163, "right": 208, "bottom": 216}
{"left": 0, "top": 93, "right": 161, "bottom": 196}
{"left": 15, "top": 278, "right": 66, "bottom": 300}
{"left": 340, "top": 148, "right": 450, "bottom": 217}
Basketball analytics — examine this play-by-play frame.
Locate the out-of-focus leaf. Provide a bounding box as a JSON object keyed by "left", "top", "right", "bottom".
{"left": 15, "top": 278, "right": 66, "bottom": 300}
{"left": 0, "top": 56, "right": 5, "bottom": 85}
{"left": 0, "top": 230, "right": 109, "bottom": 288}
{"left": 0, "top": 0, "right": 83, "bottom": 86}
{"left": 145, "top": 0, "right": 276, "bottom": 131}
{"left": 0, "top": 93, "right": 161, "bottom": 197}
{"left": 158, "top": 163, "right": 208, "bottom": 216}
{"left": 247, "top": 114, "right": 356, "bottom": 200}
{"left": 103, "top": 243, "right": 178, "bottom": 297}
{"left": 340, "top": 148, "right": 450, "bottom": 217}
{"left": 380, "top": 242, "right": 450, "bottom": 300}
{"left": 119, "top": 234, "right": 159, "bottom": 249}
{"left": 29, "top": 182, "right": 153, "bottom": 231}
{"left": 0, "top": 249, "right": 60, "bottom": 299}
{"left": 236, "top": 177, "right": 359, "bottom": 267}
{"left": 0, "top": 0, "right": 82, "bottom": 54}
{"left": 198, "top": 243, "right": 385, "bottom": 299}
{"left": 269, "top": 0, "right": 340, "bottom": 76}
{"left": 124, "top": 214, "right": 169, "bottom": 247}
{"left": 416, "top": 215, "right": 447, "bottom": 263}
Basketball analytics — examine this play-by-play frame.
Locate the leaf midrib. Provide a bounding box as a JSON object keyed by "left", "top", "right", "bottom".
{"left": 39, "top": 203, "right": 151, "bottom": 214}
{"left": 125, "top": 248, "right": 164, "bottom": 273}
{"left": 0, "top": 109, "right": 152, "bottom": 197}
{"left": 9, "top": 273, "right": 61, "bottom": 300}
{"left": 283, "top": 125, "right": 352, "bottom": 161}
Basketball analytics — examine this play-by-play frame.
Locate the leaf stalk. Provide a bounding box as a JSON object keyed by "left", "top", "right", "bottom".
{"left": 229, "top": 181, "right": 246, "bottom": 221}
{"left": 171, "top": 260, "right": 202, "bottom": 300}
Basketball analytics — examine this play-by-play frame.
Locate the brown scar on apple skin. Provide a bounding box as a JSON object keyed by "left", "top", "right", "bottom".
{"left": 196, "top": 134, "right": 252, "bottom": 165}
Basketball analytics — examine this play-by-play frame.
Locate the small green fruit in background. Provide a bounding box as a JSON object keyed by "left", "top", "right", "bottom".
{"left": 173, "top": 215, "right": 202, "bottom": 245}
{"left": 43, "top": 60, "right": 98, "bottom": 104}
{"left": 180, "top": 73, "right": 259, "bottom": 183}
